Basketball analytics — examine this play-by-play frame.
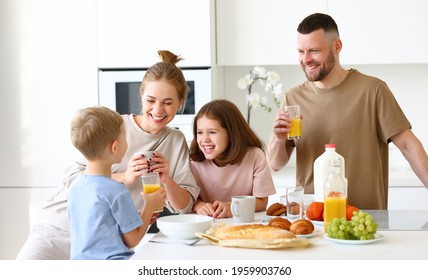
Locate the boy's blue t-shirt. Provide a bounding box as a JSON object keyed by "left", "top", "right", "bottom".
{"left": 68, "top": 174, "right": 143, "bottom": 260}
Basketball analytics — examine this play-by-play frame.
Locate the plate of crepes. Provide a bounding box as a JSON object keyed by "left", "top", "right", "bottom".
{"left": 195, "top": 217, "right": 320, "bottom": 249}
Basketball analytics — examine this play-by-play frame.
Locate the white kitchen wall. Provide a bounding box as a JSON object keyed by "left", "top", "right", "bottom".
{"left": 0, "top": 0, "right": 98, "bottom": 188}
{"left": 221, "top": 63, "right": 428, "bottom": 186}
{"left": 0, "top": 0, "right": 98, "bottom": 260}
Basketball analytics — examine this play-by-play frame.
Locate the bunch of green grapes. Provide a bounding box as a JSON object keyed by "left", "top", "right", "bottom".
{"left": 327, "top": 211, "right": 378, "bottom": 240}
{"left": 327, "top": 217, "right": 357, "bottom": 240}
{"left": 350, "top": 211, "right": 378, "bottom": 240}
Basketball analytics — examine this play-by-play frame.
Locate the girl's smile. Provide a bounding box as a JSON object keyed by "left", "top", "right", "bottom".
{"left": 196, "top": 116, "right": 229, "bottom": 164}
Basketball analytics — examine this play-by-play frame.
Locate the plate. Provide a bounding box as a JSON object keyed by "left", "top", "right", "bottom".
{"left": 264, "top": 213, "right": 286, "bottom": 221}
{"left": 296, "top": 229, "right": 323, "bottom": 239}
{"left": 196, "top": 223, "right": 318, "bottom": 249}
{"left": 324, "top": 233, "right": 384, "bottom": 245}
{"left": 309, "top": 219, "right": 324, "bottom": 226}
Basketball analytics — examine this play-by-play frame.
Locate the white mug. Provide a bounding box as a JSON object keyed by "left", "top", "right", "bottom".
{"left": 231, "top": 195, "right": 256, "bottom": 223}
{"left": 134, "top": 151, "right": 155, "bottom": 159}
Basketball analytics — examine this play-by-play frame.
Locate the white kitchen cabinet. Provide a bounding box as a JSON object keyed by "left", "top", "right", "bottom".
{"left": 216, "top": 0, "right": 328, "bottom": 66}
{"left": 217, "top": 0, "right": 428, "bottom": 66}
{"left": 96, "top": 0, "right": 212, "bottom": 68}
{"left": 329, "top": 0, "right": 428, "bottom": 64}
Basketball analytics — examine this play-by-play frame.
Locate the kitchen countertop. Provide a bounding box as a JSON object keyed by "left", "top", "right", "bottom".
{"left": 366, "top": 210, "right": 428, "bottom": 230}
{"left": 272, "top": 167, "right": 424, "bottom": 188}
{"left": 131, "top": 210, "right": 428, "bottom": 260}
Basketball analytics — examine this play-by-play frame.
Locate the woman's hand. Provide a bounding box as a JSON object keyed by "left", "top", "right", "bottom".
{"left": 123, "top": 153, "right": 151, "bottom": 185}
{"left": 147, "top": 152, "right": 171, "bottom": 185}
{"left": 146, "top": 152, "right": 192, "bottom": 211}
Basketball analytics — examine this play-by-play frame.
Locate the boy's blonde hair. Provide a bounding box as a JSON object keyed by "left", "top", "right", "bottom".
{"left": 70, "top": 106, "right": 123, "bottom": 160}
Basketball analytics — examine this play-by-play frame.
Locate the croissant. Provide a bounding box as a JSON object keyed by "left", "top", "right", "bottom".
{"left": 268, "top": 217, "right": 291, "bottom": 231}
{"left": 289, "top": 219, "right": 314, "bottom": 235}
{"left": 266, "top": 203, "right": 286, "bottom": 216}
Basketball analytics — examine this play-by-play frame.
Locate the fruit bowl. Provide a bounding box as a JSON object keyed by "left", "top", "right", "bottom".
{"left": 157, "top": 214, "right": 214, "bottom": 240}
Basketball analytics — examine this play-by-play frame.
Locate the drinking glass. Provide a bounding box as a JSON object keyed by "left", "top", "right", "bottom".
{"left": 286, "top": 186, "right": 304, "bottom": 221}
{"left": 284, "top": 105, "right": 302, "bottom": 140}
{"left": 142, "top": 172, "right": 163, "bottom": 213}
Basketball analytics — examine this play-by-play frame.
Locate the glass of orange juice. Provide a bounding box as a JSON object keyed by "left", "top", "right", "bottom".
{"left": 284, "top": 105, "right": 302, "bottom": 140}
{"left": 142, "top": 172, "right": 163, "bottom": 213}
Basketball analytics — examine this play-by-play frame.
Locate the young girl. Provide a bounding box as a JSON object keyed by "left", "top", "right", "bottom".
{"left": 190, "top": 99, "right": 276, "bottom": 219}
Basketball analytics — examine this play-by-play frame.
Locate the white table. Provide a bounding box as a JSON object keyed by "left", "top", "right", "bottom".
{"left": 131, "top": 212, "right": 428, "bottom": 260}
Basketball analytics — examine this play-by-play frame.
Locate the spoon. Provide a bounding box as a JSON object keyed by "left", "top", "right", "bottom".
{"left": 149, "top": 238, "right": 202, "bottom": 246}
{"left": 186, "top": 238, "right": 202, "bottom": 246}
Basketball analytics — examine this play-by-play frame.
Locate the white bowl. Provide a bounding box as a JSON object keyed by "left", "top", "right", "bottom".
{"left": 157, "top": 214, "right": 214, "bottom": 240}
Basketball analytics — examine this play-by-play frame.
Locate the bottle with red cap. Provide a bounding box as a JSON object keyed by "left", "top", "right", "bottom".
{"left": 313, "top": 144, "right": 346, "bottom": 202}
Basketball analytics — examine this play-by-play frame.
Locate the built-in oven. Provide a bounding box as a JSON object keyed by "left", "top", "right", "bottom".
{"left": 98, "top": 68, "right": 211, "bottom": 142}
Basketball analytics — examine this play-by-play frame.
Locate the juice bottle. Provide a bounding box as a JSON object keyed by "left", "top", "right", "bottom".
{"left": 324, "top": 159, "right": 347, "bottom": 232}
{"left": 324, "top": 197, "right": 347, "bottom": 232}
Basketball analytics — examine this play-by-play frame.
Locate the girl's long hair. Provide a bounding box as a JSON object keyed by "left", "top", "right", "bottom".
{"left": 189, "top": 99, "right": 265, "bottom": 165}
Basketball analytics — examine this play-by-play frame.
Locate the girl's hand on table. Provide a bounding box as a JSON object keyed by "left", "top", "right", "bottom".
{"left": 212, "top": 201, "right": 232, "bottom": 219}
{"left": 195, "top": 202, "right": 216, "bottom": 217}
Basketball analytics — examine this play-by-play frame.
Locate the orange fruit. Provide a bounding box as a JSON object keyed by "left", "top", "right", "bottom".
{"left": 306, "top": 201, "right": 324, "bottom": 221}
{"left": 346, "top": 205, "right": 359, "bottom": 221}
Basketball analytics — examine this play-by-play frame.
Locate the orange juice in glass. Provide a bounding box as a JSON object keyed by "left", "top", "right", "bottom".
{"left": 324, "top": 196, "right": 346, "bottom": 232}
{"left": 143, "top": 184, "right": 161, "bottom": 194}
{"left": 284, "top": 105, "right": 302, "bottom": 140}
{"left": 142, "top": 172, "right": 163, "bottom": 213}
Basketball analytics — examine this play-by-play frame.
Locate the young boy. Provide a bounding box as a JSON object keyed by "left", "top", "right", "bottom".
{"left": 68, "top": 106, "right": 166, "bottom": 260}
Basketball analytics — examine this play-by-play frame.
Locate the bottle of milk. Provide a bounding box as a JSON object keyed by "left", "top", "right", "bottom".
{"left": 313, "top": 144, "right": 346, "bottom": 202}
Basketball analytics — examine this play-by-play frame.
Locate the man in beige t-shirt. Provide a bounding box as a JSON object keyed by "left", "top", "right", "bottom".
{"left": 268, "top": 13, "right": 428, "bottom": 209}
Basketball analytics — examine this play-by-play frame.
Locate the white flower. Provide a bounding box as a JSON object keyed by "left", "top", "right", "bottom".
{"left": 273, "top": 83, "right": 283, "bottom": 98}
{"left": 253, "top": 66, "right": 267, "bottom": 78}
{"left": 267, "top": 71, "right": 280, "bottom": 85}
{"left": 238, "top": 66, "right": 284, "bottom": 123}
{"left": 246, "top": 92, "right": 268, "bottom": 110}
{"left": 237, "top": 74, "right": 252, "bottom": 90}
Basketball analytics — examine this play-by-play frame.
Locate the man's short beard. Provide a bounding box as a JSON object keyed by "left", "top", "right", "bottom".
{"left": 304, "top": 50, "right": 336, "bottom": 82}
